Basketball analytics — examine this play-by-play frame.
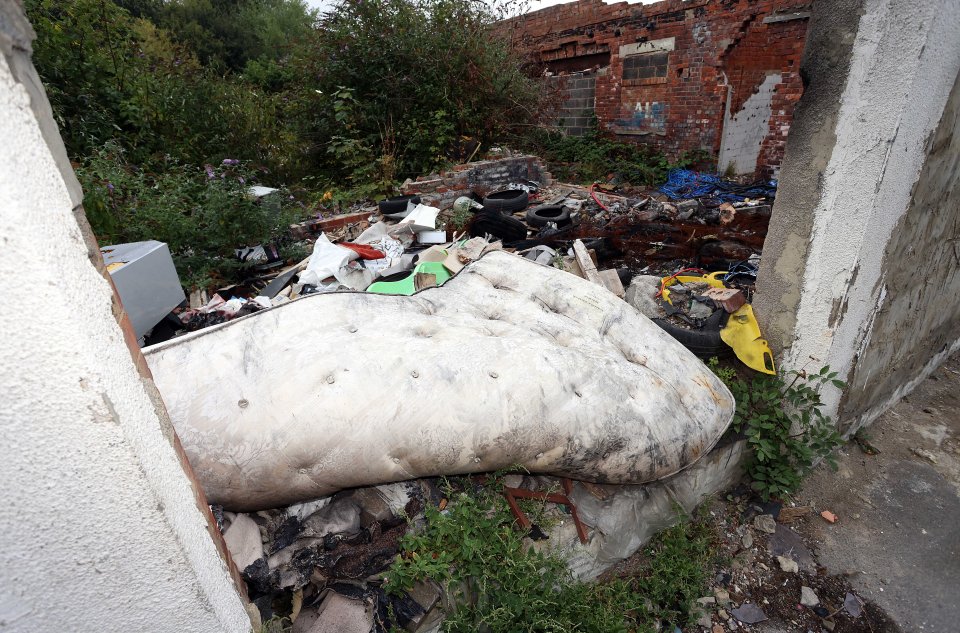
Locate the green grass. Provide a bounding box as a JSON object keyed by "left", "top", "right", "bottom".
{"left": 384, "top": 477, "right": 717, "bottom": 632}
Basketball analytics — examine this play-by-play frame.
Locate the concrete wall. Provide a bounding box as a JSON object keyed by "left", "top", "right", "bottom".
{"left": 0, "top": 3, "right": 251, "bottom": 631}
{"left": 755, "top": 0, "right": 960, "bottom": 432}
{"left": 507, "top": 0, "right": 809, "bottom": 176}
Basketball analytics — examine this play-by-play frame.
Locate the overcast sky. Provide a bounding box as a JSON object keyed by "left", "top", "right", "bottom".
{"left": 303, "top": 0, "right": 656, "bottom": 16}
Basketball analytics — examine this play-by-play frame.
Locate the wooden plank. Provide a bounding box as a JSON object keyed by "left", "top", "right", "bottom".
{"left": 599, "top": 269, "right": 626, "bottom": 298}
{"left": 572, "top": 239, "right": 603, "bottom": 285}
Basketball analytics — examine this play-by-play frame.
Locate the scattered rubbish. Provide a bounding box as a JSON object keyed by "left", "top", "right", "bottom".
{"left": 469, "top": 208, "right": 527, "bottom": 242}
{"left": 776, "top": 506, "right": 812, "bottom": 523}
{"left": 526, "top": 204, "right": 572, "bottom": 227}
{"left": 571, "top": 239, "right": 625, "bottom": 298}
{"left": 248, "top": 185, "right": 280, "bottom": 199}
{"left": 392, "top": 203, "right": 440, "bottom": 235}
{"left": 776, "top": 555, "right": 798, "bottom": 573}
{"left": 650, "top": 269, "right": 774, "bottom": 373}
{"left": 481, "top": 188, "right": 529, "bottom": 213}
{"left": 452, "top": 195, "right": 483, "bottom": 215}
{"left": 768, "top": 525, "right": 816, "bottom": 572}
{"left": 714, "top": 588, "right": 731, "bottom": 605}
{"left": 309, "top": 591, "right": 375, "bottom": 633}
{"left": 144, "top": 251, "right": 735, "bottom": 510}
{"left": 624, "top": 274, "right": 662, "bottom": 319}
{"left": 800, "top": 585, "right": 820, "bottom": 607}
{"left": 820, "top": 510, "right": 838, "bottom": 523}
{"left": 719, "top": 304, "right": 775, "bottom": 374}
{"left": 522, "top": 244, "right": 559, "bottom": 266}
{"left": 416, "top": 230, "right": 447, "bottom": 244}
{"left": 298, "top": 233, "right": 360, "bottom": 287}
{"left": 753, "top": 514, "right": 777, "bottom": 534}
{"left": 843, "top": 592, "right": 863, "bottom": 618}
{"left": 377, "top": 194, "right": 421, "bottom": 218}
{"left": 222, "top": 512, "right": 264, "bottom": 572}
{"left": 703, "top": 287, "right": 746, "bottom": 313}
{"left": 367, "top": 261, "right": 451, "bottom": 295}
{"left": 731, "top": 603, "right": 768, "bottom": 624}
{"left": 101, "top": 240, "right": 186, "bottom": 342}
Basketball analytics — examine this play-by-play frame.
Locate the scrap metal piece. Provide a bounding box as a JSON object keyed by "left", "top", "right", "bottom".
{"left": 503, "top": 479, "right": 589, "bottom": 544}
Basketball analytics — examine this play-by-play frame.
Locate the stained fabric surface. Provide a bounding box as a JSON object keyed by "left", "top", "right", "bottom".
{"left": 145, "top": 251, "right": 735, "bottom": 510}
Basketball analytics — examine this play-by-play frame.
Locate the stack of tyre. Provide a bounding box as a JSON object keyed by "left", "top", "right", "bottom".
{"left": 469, "top": 189, "right": 572, "bottom": 244}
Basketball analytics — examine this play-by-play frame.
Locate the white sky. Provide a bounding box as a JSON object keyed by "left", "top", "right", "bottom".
{"left": 303, "top": 0, "right": 656, "bottom": 16}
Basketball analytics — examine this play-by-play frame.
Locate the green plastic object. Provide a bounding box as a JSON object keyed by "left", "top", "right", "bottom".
{"left": 367, "top": 261, "right": 452, "bottom": 295}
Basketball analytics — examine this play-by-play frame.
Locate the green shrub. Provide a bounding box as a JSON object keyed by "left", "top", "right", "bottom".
{"left": 715, "top": 363, "right": 845, "bottom": 500}
{"left": 77, "top": 143, "right": 304, "bottom": 289}
{"left": 290, "top": 0, "right": 547, "bottom": 188}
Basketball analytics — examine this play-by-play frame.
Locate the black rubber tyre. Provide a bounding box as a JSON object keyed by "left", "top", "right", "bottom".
{"left": 481, "top": 189, "right": 529, "bottom": 213}
{"left": 525, "top": 205, "right": 571, "bottom": 228}
{"left": 469, "top": 209, "right": 528, "bottom": 243}
{"left": 378, "top": 195, "right": 421, "bottom": 215}
{"left": 652, "top": 310, "right": 731, "bottom": 359}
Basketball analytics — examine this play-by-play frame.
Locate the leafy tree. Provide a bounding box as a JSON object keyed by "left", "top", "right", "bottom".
{"left": 291, "top": 0, "right": 547, "bottom": 187}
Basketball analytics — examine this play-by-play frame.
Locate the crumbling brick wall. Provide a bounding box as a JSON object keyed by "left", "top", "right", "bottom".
{"left": 507, "top": 0, "right": 809, "bottom": 177}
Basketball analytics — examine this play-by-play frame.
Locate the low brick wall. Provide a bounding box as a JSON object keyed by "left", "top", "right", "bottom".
{"left": 402, "top": 156, "right": 553, "bottom": 208}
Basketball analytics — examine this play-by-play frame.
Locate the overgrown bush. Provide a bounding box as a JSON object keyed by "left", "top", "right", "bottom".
{"left": 385, "top": 478, "right": 715, "bottom": 632}
{"left": 77, "top": 143, "right": 304, "bottom": 289}
{"left": 710, "top": 359, "right": 845, "bottom": 500}
{"left": 27, "top": 0, "right": 313, "bottom": 177}
{"left": 291, "top": 0, "right": 548, "bottom": 191}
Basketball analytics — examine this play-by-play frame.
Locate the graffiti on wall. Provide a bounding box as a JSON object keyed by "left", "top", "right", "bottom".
{"left": 615, "top": 101, "right": 667, "bottom": 133}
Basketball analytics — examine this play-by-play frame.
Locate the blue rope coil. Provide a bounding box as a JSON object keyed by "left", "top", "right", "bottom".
{"left": 658, "top": 169, "right": 777, "bottom": 202}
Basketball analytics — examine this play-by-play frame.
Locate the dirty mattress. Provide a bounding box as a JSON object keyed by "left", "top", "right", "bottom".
{"left": 145, "top": 251, "right": 735, "bottom": 510}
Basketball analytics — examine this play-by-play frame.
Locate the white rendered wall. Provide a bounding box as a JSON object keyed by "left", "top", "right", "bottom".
{"left": 718, "top": 73, "right": 781, "bottom": 176}
{"left": 781, "top": 0, "right": 960, "bottom": 426}
{"left": 0, "top": 44, "right": 250, "bottom": 633}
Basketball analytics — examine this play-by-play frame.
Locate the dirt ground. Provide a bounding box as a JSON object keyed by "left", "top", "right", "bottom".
{"left": 682, "top": 354, "right": 960, "bottom": 633}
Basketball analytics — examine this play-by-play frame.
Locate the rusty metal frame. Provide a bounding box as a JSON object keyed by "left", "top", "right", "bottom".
{"left": 503, "top": 478, "right": 589, "bottom": 544}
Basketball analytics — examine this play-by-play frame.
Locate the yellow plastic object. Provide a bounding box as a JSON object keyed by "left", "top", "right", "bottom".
{"left": 720, "top": 304, "right": 776, "bottom": 374}
{"left": 661, "top": 272, "right": 726, "bottom": 305}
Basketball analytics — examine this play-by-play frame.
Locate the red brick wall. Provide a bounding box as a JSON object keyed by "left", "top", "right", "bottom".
{"left": 506, "top": 0, "right": 809, "bottom": 177}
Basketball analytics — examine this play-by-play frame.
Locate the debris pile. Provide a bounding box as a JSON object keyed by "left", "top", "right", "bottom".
{"left": 135, "top": 164, "right": 776, "bottom": 353}
{"left": 655, "top": 492, "right": 898, "bottom": 633}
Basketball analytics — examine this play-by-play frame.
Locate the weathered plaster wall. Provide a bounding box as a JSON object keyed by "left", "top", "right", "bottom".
{"left": 508, "top": 0, "right": 808, "bottom": 176}
{"left": 755, "top": 0, "right": 960, "bottom": 431}
{"left": 841, "top": 71, "right": 960, "bottom": 425}
{"left": 0, "top": 3, "right": 250, "bottom": 631}
{"left": 718, "top": 72, "right": 781, "bottom": 175}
